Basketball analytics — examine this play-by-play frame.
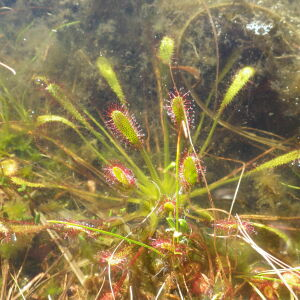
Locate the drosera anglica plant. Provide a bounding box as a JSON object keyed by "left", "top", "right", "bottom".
{"left": 103, "top": 161, "right": 136, "bottom": 190}
{"left": 97, "top": 56, "right": 127, "bottom": 105}
{"left": 158, "top": 36, "right": 175, "bottom": 65}
{"left": 1, "top": 30, "right": 300, "bottom": 300}
{"left": 165, "top": 89, "right": 195, "bottom": 134}
{"left": 179, "top": 151, "right": 203, "bottom": 190}
{"left": 104, "top": 104, "right": 144, "bottom": 149}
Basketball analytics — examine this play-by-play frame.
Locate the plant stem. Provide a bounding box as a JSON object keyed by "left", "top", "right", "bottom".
{"left": 175, "top": 127, "right": 182, "bottom": 232}
{"left": 140, "top": 147, "right": 160, "bottom": 182}
{"left": 200, "top": 110, "right": 221, "bottom": 155}
{"left": 151, "top": 52, "right": 170, "bottom": 171}
{"left": 192, "top": 49, "right": 242, "bottom": 145}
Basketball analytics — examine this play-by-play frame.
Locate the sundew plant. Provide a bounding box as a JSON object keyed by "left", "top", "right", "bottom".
{"left": 0, "top": 1, "right": 300, "bottom": 299}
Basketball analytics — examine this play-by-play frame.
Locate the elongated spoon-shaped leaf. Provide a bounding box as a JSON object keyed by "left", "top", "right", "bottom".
{"left": 219, "top": 66, "right": 255, "bottom": 111}
{"left": 158, "top": 36, "right": 175, "bottom": 65}
{"left": 254, "top": 150, "right": 300, "bottom": 172}
{"left": 201, "top": 66, "right": 255, "bottom": 154}
{"left": 97, "top": 56, "right": 126, "bottom": 104}
{"left": 37, "top": 115, "right": 77, "bottom": 130}
{"left": 10, "top": 176, "right": 49, "bottom": 188}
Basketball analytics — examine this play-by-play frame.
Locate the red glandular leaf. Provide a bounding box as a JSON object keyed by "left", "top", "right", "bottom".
{"left": 103, "top": 162, "right": 136, "bottom": 190}
{"left": 105, "top": 104, "right": 144, "bottom": 149}
{"left": 165, "top": 90, "right": 195, "bottom": 130}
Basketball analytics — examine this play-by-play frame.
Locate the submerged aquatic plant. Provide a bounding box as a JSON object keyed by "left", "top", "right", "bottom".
{"left": 0, "top": 6, "right": 299, "bottom": 299}
{"left": 179, "top": 151, "right": 203, "bottom": 190}
{"left": 103, "top": 161, "right": 136, "bottom": 190}
{"left": 105, "top": 104, "right": 144, "bottom": 149}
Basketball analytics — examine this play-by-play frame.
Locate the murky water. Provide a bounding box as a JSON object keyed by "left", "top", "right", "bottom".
{"left": 0, "top": 1, "right": 299, "bottom": 299}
